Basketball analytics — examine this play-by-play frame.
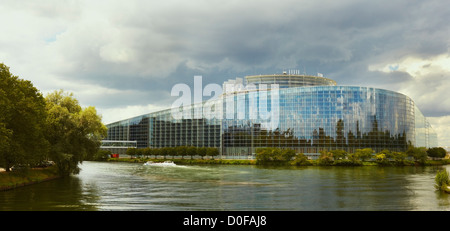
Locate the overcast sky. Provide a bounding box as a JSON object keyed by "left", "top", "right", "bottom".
{"left": 1, "top": 0, "right": 449, "bottom": 146}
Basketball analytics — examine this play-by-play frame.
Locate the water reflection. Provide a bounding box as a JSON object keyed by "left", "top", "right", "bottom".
{"left": 0, "top": 177, "right": 98, "bottom": 211}
{"left": 0, "top": 162, "right": 449, "bottom": 211}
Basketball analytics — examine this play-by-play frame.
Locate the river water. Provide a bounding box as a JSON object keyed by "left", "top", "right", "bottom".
{"left": 1, "top": 161, "right": 449, "bottom": 211}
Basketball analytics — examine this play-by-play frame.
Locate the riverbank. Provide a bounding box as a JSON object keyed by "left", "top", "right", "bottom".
{"left": 0, "top": 166, "right": 61, "bottom": 191}
{"left": 106, "top": 157, "right": 450, "bottom": 166}
{"left": 108, "top": 157, "right": 257, "bottom": 165}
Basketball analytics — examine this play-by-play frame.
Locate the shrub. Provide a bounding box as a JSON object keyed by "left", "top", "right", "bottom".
{"left": 333, "top": 159, "right": 362, "bottom": 166}
{"left": 374, "top": 153, "right": 391, "bottom": 166}
{"left": 435, "top": 169, "right": 450, "bottom": 191}
{"left": 318, "top": 150, "right": 333, "bottom": 165}
{"left": 427, "top": 147, "right": 447, "bottom": 159}
{"left": 290, "top": 153, "right": 311, "bottom": 166}
{"left": 407, "top": 147, "right": 428, "bottom": 164}
{"left": 93, "top": 150, "right": 111, "bottom": 161}
{"left": 355, "top": 148, "right": 374, "bottom": 161}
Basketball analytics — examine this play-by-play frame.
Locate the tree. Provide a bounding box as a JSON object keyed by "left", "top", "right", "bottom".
{"left": 374, "top": 153, "right": 389, "bottom": 165}
{"left": 176, "top": 146, "right": 187, "bottom": 159}
{"left": 135, "top": 148, "right": 144, "bottom": 159}
{"left": 198, "top": 147, "right": 207, "bottom": 159}
{"left": 407, "top": 146, "right": 428, "bottom": 164}
{"left": 152, "top": 148, "right": 160, "bottom": 159}
{"left": 291, "top": 153, "right": 311, "bottom": 166}
{"left": 330, "top": 149, "right": 347, "bottom": 160}
{"left": 0, "top": 63, "right": 49, "bottom": 172}
{"left": 93, "top": 150, "right": 111, "bottom": 161}
{"left": 160, "top": 147, "right": 169, "bottom": 159}
{"left": 45, "top": 90, "right": 106, "bottom": 175}
{"left": 256, "top": 148, "right": 272, "bottom": 162}
{"left": 206, "top": 147, "right": 219, "bottom": 160}
{"left": 347, "top": 153, "right": 360, "bottom": 163}
{"left": 427, "top": 147, "right": 447, "bottom": 159}
{"left": 377, "top": 149, "right": 391, "bottom": 158}
{"left": 256, "top": 147, "right": 296, "bottom": 163}
{"left": 186, "top": 146, "right": 197, "bottom": 159}
{"left": 280, "top": 149, "right": 296, "bottom": 161}
{"left": 143, "top": 147, "right": 153, "bottom": 158}
{"left": 167, "top": 147, "right": 177, "bottom": 159}
{"left": 126, "top": 148, "right": 136, "bottom": 158}
{"left": 318, "top": 150, "right": 333, "bottom": 165}
{"left": 391, "top": 151, "right": 407, "bottom": 165}
{"left": 355, "top": 148, "right": 373, "bottom": 161}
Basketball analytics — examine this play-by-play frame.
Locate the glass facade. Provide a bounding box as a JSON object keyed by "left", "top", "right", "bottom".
{"left": 104, "top": 74, "right": 437, "bottom": 158}
{"left": 245, "top": 74, "right": 337, "bottom": 88}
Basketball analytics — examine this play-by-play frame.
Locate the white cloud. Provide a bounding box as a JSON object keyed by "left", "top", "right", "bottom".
{"left": 427, "top": 116, "right": 450, "bottom": 147}
{"left": 368, "top": 54, "right": 450, "bottom": 116}
{"left": 99, "top": 104, "right": 167, "bottom": 125}
{"left": 368, "top": 54, "right": 450, "bottom": 77}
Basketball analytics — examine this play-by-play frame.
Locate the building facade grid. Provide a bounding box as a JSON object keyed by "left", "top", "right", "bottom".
{"left": 103, "top": 74, "right": 437, "bottom": 158}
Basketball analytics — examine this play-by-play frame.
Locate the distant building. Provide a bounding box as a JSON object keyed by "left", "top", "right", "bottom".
{"left": 102, "top": 72, "right": 437, "bottom": 159}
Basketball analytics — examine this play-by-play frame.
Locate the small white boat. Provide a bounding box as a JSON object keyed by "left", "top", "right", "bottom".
{"left": 143, "top": 161, "right": 176, "bottom": 166}
{"left": 143, "top": 161, "right": 153, "bottom": 166}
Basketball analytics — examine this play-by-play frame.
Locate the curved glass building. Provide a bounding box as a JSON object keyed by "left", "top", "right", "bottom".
{"left": 103, "top": 73, "right": 437, "bottom": 158}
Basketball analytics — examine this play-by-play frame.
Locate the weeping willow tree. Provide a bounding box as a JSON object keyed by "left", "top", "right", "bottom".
{"left": 45, "top": 90, "right": 107, "bottom": 176}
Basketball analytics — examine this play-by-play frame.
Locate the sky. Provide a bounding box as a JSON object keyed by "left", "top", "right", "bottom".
{"left": 0, "top": 0, "right": 449, "bottom": 147}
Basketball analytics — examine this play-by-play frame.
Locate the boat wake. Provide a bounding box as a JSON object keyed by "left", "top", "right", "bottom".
{"left": 143, "top": 161, "right": 177, "bottom": 167}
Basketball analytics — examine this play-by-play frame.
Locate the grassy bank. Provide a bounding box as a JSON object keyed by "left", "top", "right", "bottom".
{"left": 0, "top": 166, "right": 61, "bottom": 191}
{"left": 107, "top": 157, "right": 450, "bottom": 167}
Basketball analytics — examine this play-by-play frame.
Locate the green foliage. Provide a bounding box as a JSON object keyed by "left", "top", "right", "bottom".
{"left": 142, "top": 147, "right": 152, "bottom": 158}
{"left": 256, "top": 147, "right": 297, "bottom": 164}
{"left": 206, "top": 147, "right": 219, "bottom": 160}
{"left": 435, "top": 169, "right": 450, "bottom": 192}
{"left": 290, "top": 153, "right": 311, "bottom": 166}
{"left": 152, "top": 148, "right": 160, "bottom": 158}
{"left": 187, "top": 146, "right": 198, "bottom": 159}
{"left": 406, "top": 146, "right": 428, "bottom": 164}
{"left": 280, "top": 149, "right": 296, "bottom": 161}
{"left": 160, "top": 147, "right": 169, "bottom": 159}
{"left": 427, "top": 147, "right": 447, "bottom": 159}
{"left": 355, "top": 148, "right": 374, "bottom": 161}
{"left": 167, "top": 147, "right": 176, "bottom": 158}
{"left": 0, "top": 64, "right": 107, "bottom": 175}
{"left": 374, "top": 153, "right": 390, "bottom": 166}
{"left": 0, "top": 63, "right": 49, "bottom": 172}
{"left": 330, "top": 149, "right": 347, "bottom": 160}
{"left": 333, "top": 159, "right": 362, "bottom": 166}
{"left": 318, "top": 150, "right": 334, "bottom": 165}
{"left": 391, "top": 151, "right": 407, "bottom": 165}
{"left": 197, "top": 147, "right": 207, "bottom": 159}
{"left": 92, "top": 150, "right": 111, "bottom": 161}
{"left": 45, "top": 90, "right": 107, "bottom": 175}
{"left": 126, "top": 148, "right": 136, "bottom": 157}
{"left": 175, "top": 146, "right": 187, "bottom": 159}
{"left": 135, "top": 148, "right": 144, "bottom": 158}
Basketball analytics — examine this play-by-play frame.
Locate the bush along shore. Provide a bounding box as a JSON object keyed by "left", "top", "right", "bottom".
{"left": 435, "top": 169, "right": 450, "bottom": 193}
{"left": 0, "top": 166, "right": 61, "bottom": 191}
{"left": 106, "top": 146, "right": 450, "bottom": 167}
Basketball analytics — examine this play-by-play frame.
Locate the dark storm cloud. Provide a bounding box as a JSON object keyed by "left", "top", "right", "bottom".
{"left": 44, "top": 0, "right": 447, "bottom": 93}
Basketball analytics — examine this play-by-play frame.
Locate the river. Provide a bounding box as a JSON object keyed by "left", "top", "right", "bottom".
{"left": 0, "top": 161, "right": 449, "bottom": 211}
